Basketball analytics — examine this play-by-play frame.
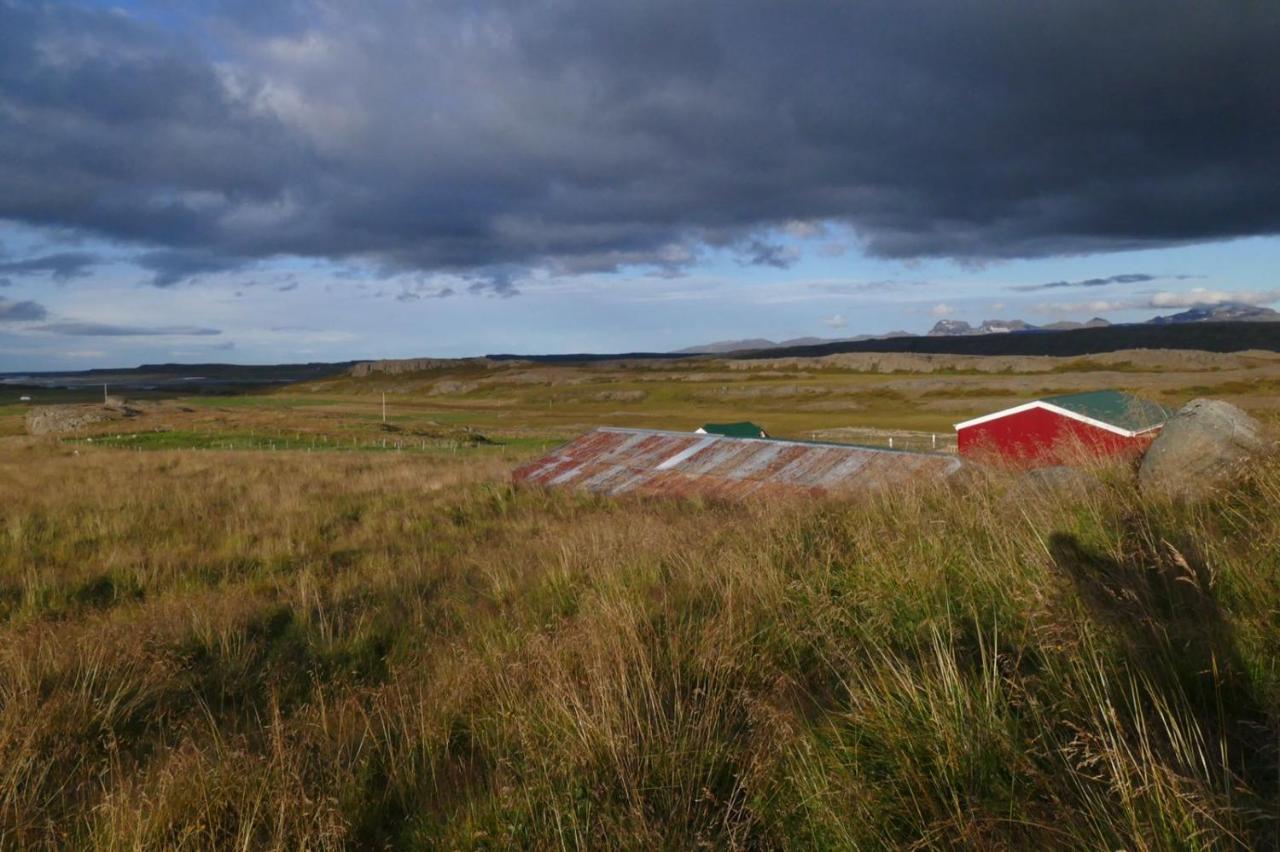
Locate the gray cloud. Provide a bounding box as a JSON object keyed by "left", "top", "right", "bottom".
{"left": 0, "top": 298, "right": 48, "bottom": 321}
{"left": 396, "top": 286, "right": 455, "bottom": 302}
{"left": 1012, "top": 273, "right": 1207, "bottom": 292}
{"left": 0, "top": 252, "right": 97, "bottom": 281}
{"left": 466, "top": 270, "right": 520, "bottom": 298}
{"left": 0, "top": 1, "right": 1278, "bottom": 286}
{"left": 1013, "top": 273, "right": 1161, "bottom": 292}
{"left": 742, "top": 239, "right": 800, "bottom": 269}
{"left": 135, "top": 250, "right": 250, "bottom": 288}
{"left": 35, "top": 322, "right": 222, "bottom": 336}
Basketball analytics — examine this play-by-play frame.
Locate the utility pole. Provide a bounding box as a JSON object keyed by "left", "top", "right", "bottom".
{"left": 381, "top": 392, "right": 387, "bottom": 424}
{"left": 103, "top": 383, "right": 108, "bottom": 405}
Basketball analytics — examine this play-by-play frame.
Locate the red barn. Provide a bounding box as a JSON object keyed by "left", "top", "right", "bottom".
{"left": 954, "top": 390, "right": 1171, "bottom": 464}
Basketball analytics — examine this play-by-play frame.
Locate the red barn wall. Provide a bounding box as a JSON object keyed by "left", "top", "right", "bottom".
{"left": 957, "top": 406, "right": 1153, "bottom": 464}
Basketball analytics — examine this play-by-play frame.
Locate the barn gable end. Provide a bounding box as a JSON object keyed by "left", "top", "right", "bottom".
{"left": 954, "top": 390, "right": 1171, "bottom": 463}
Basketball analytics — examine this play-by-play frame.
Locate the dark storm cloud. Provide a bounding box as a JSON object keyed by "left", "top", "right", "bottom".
{"left": 0, "top": 252, "right": 97, "bottom": 281}
{"left": 0, "top": 298, "right": 48, "bottom": 321}
{"left": 36, "top": 322, "right": 222, "bottom": 336}
{"left": 1, "top": 0, "right": 1278, "bottom": 281}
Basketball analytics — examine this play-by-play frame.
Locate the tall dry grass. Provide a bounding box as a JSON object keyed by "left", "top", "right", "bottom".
{"left": 0, "top": 442, "right": 1276, "bottom": 848}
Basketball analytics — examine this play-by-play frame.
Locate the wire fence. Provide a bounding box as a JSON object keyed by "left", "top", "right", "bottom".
{"left": 807, "top": 427, "right": 958, "bottom": 454}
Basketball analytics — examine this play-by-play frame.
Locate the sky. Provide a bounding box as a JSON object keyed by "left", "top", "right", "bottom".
{"left": 0, "top": 0, "right": 1278, "bottom": 370}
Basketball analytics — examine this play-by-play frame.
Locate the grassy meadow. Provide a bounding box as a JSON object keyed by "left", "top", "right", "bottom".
{"left": 2, "top": 351, "right": 1279, "bottom": 848}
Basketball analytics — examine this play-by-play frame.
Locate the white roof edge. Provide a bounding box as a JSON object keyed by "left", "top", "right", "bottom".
{"left": 953, "top": 400, "right": 1043, "bottom": 431}
{"left": 953, "top": 400, "right": 1152, "bottom": 438}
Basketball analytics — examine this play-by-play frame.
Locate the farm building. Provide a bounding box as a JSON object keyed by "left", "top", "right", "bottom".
{"left": 513, "top": 427, "right": 961, "bottom": 499}
{"left": 695, "top": 421, "right": 768, "bottom": 438}
{"left": 954, "top": 390, "right": 1171, "bottom": 463}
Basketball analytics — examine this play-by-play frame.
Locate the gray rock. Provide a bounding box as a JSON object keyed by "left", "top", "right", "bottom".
{"left": 24, "top": 403, "right": 140, "bottom": 436}
{"left": 1138, "top": 399, "right": 1264, "bottom": 497}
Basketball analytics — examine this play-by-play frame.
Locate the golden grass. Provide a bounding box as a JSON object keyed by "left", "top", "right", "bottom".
{"left": 1, "top": 437, "right": 1278, "bottom": 848}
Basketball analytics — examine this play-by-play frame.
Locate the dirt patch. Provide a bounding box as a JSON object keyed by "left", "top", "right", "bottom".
{"left": 592, "top": 389, "right": 647, "bottom": 402}
{"left": 694, "top": 384, "right": 830, "bottom": 400}
{"left": 795, "top": 399, "right": 866, "bottom": 412}
{"left": 429, "top": 380, "right": 480, "bottom": 395}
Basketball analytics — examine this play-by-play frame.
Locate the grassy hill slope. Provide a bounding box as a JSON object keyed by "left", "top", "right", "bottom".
{"left": 2, "top": 442, "right": 1277, "bottom": 848}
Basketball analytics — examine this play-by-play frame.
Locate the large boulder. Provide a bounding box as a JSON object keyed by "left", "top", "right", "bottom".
{"left": 1139, "top": 399, "right": 1264, "bottom": 497}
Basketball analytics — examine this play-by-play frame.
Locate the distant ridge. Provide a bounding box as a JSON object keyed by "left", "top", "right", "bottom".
{"left": 488, "top": 321, "right": 1280, "bottom": 363}
{"left": 734, "top": 320, "right": 1280, "bottom": 359}
{"left": 1147, "top": 303, "right": 1280, "bottom": 325}
{"left": 672, "top": 303, "right": 1278, "bottom": 356}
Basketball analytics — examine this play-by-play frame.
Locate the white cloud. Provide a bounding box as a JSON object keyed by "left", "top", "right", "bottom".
{"left": 1037, "top": 287, "right": 1280, "bottom": 316}
{"left": 1036, "top": 299, "right": 1134, "bottom": 314}
{"left": 782, "top": 220, "right": 824, "bottom": 239}
{"left": 1149, "top": 288, "right": 1280, "bottom": 308}
{"left": 930, "top": 303, "right": 955, "bottom": 317}
{"left": 822, "top": 313, "right": 847, "bottom": 329}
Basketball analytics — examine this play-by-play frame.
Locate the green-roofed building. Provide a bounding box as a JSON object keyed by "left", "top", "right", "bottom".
{"left": 695, "top": 421, "right": 769, "bottom": 439}
{"left": 954, "top": 390, "right": 1172, "bottom": 463}
{"left": 1041, "top": 391, "right": 1173, "bottom": 433}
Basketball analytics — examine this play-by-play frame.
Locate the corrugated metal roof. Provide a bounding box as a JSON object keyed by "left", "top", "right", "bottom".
{"left": 512, "top": 427, "right": 963, "bottom": 499}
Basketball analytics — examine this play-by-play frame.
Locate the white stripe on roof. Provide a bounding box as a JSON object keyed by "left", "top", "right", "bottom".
{"left": 654, "top": 436, "right": 716, "bottom": 470}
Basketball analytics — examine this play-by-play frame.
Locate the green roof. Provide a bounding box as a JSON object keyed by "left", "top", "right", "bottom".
{"left": 699, "top": 421, "right": 768, "bottom": 438}
{"left": 1042, "top": 390, "right": 1172, "bottom": 433}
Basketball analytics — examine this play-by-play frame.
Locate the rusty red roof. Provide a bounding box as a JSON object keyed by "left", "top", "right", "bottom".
{"left": 512, "top": 427, "right": 962, "bottom": 499}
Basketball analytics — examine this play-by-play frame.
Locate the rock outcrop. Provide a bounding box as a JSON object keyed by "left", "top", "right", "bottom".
{"left": 1138, "top": 399, "right": 1264, "bottom": 497}
{"left": 25, "top": 404, "right": 138, "bottom": 436}
{"left": 349, "top": 357, "right": 518, "bottom": 377}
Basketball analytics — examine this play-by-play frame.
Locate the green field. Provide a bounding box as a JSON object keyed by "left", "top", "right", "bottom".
{"left": 1, "top": 351, "right": 1278, "bottom": 848}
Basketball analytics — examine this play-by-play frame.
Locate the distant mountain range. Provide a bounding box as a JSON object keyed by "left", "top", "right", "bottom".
{"left": 928, "top": 317, "right": 1110, "bottom": 336}
{"left": 675, "top": 331, "right": 912, "bottom": 354}
{"left": 1146, "top": 303, "right": 1280, "bottom": 325}
{"left": 675, "top": 303, "right": 1280, "bottom": 353}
